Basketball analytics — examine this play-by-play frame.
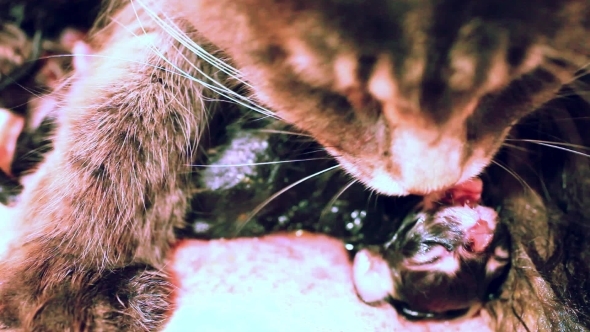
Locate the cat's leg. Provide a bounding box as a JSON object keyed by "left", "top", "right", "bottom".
{"left": 0, "top": 24, "right": 211, "bottom": 331}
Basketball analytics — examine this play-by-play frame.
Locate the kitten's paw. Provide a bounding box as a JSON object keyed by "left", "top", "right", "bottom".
{"left": 352, "top": 248, "right": 394, "bottom": 304}
{"left": 0, "top": 259, "right": 173, "bottom": 331}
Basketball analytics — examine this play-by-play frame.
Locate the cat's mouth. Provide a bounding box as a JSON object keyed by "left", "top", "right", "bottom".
{"left": 422, "top": 177, "right": 484, "bottom": 210}
{"left": 329, "top": 133, "right": 492, "bottom": 197}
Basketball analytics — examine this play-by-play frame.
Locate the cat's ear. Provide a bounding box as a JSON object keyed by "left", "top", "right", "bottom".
{"left": 352, "top": 248, "right": 394, "bottom": 303}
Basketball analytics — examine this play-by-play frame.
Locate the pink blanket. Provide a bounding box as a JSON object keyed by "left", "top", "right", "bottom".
{"left": 166, "top": 233, "right": 491, "bottom": 331}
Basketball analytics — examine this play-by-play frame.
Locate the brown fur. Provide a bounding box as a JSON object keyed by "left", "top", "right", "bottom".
{"left": 1, "top": 0, "right": 590, "bottom": 331}
{"left": 0, "top": 4, "right": 222, "bottom": 330}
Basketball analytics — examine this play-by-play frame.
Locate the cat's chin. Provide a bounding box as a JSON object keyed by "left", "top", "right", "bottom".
{"left": 333, "top": 157, "right": 407, "bottom": 196}
{"left": 365, "top": 167, "right": 410, "bottom": 196}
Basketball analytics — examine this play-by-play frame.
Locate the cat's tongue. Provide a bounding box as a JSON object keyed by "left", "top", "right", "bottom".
{"left": 443, "top": 178, "right": 483, "bottom": 206}
{"left": 423, "top": 178, "right": 483, "bottom": 210}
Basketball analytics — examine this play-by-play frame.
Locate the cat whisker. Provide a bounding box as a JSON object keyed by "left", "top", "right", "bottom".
{"left": 553, "top": 90, "right": 588, "bottom": 100}
{"left": 170, "top": 55, "right": 278, "bottom": 119}
{"left": 570, "top": 80, "right": 590, "bottom": 104}
{"left": 527, "top": 142, "right": 590, "bottom": 158}
{"left": 168, "top": 40, "right": 280, "bottom": 119}
{"left": 15, "top": 143, "right": 54, "bottom": 162}
{"left": 540, "top": 48, "right": 590, "bottom": 83}
{"left": 121, "top": 1, "right": 277, "bottom": 120}
{"left": 135, "top": 0, "right": 243, "bottom": 82}
{"left": 367, "top": 188, "right": 378, "bottom": 210}
{"left": 300, "top": 148, "right": 331, "bottom": 155}
{"left": 551, "top": 79, "right": 590, "bottom": 100}
{"left": 253, "top": 129, "right": 313, "bottom": 137}
{"left": 134, "top": 0, "right": 278, "bottom": 119}
{"left": 491, "top": 160, "right": 534, "bottom": 194}
{"left": 234, "top": 164, "right": 341, "bottom": 235}
{"left": 189, "top": 157, "right": 331, "bottom": 168}
{"left": 0, "top": 84, "right": 58, "bottom": 110}
{"left": 571, "top": 66, "right": 590, "bottom": 83}
{"left": 501, "top": 142, "right": 530, "bottom": 153}
{"left": 319, "top": 179, "right": 357, "bottom": 222}
{"left": 506, "top": 139, "right": 590, "bottom": 158}
{"left": 505, "top": 138, "right": 590, "bottom": 150}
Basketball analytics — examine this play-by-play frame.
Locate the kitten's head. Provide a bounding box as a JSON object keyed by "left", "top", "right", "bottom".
{"left": 183, "top": 0, "right": 587, "bottom": 195}
{"left": 382, "top": 205, "right": 510, "bottom": 318}
{"left": 352, "top": 203, "right": 510, "bottom": 319}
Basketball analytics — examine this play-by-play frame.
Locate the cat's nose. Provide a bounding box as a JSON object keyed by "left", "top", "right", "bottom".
{"left": 364, "top": 128, "right": 488, "bottom": 196}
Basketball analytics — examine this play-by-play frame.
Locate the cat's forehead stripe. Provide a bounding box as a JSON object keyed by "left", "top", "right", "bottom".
{"left": 285, "top": 39, "right": 316, "bottom": 74}
{"left": 449, "top": 55, "right": 478, "bottom": 91}
{"left": 333, "top": 54, "right": 358, "bottom": 90}
{"left": 368, "top": 56, "right": 397, "bottom": 105}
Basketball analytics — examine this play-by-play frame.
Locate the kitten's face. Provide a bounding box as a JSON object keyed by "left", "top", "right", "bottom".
{"left": 352, "top": 204, "right": 510, "bottom": 318}
{"left": 383, "top": 205, "right": 509, "bottom": 315}
{"left": 182, "top": 0, "right": 582, "bottom": 195}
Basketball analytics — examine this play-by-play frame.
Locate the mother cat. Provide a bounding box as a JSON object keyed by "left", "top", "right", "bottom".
{"left": 1, "top": 0, "right": 589, "bottom": 330}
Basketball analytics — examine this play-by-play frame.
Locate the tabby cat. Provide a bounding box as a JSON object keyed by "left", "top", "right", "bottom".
{"left": 0, "top": 0, "right": 589, "bottom": 331}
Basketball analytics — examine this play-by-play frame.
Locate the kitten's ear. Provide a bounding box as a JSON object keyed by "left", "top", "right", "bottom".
{"left": 352, "top": 248, "right": 394, "bottom": 304}
{"left": 465, "top": 206, "right": 498, "bottom": 253}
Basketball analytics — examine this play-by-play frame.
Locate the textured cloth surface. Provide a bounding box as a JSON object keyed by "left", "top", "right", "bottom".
{"left": 166, "top": 234, "right": 491, "bottom": 332}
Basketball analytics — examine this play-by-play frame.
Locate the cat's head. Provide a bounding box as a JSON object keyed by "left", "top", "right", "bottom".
{"left": 182, "top": 0, "right": 587, "bottom": 195}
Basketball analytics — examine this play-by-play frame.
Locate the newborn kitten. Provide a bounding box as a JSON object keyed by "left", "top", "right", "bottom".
{"left": 353, "top": 179, "right": 510, "bottom": 320}
{"left": 0, "top": 0, "right": 589, "bottom": 331}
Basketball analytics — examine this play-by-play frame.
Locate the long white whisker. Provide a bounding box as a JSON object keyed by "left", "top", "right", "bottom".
{"left": 319, "top": 179, "right": 357, "bottom": 222}
{"left": 236, "top": 165, "right": 341, "bottom": 234}
{"left": 125, "top": 0, "right": 277, "bottom": 119}
{"left": 136, "top": 0, "right": 244, "bottom": 82}
{"left": 155, "top": 46, "right": 278, "bottom": 118}
{"left": 134, "top": 0, "right": 278, "bottom": 119}
{"left": 189, "top": 157, "right": 330, "bottom": 168}
{"left": 253, "top": 129, "right": 313, "bottom": 137}
{"left": 161, "top": 35, "right": 273, "bottom": 115}
{"left": 507, "top": 139, "right": 590, "bottom": 158}
{"left": 505, "top": 138, "right": 590, "bottom": 150}
{"left": 491, "top": 160, "right": 534, "bottom": 193}
{"left": 534, "top": 142, "right": 590, "bottom": 158}
{"left": 501, "top": 142, "right": 529, "bottom": 153}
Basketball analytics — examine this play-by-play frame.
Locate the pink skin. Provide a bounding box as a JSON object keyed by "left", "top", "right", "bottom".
{"left": 423, "top": 178, "right": 483, "bottom": 210}
{"left": 467, "top": 218, "right": 494, "bottom": 253}
{"left": 424, "top": 178, "right": 493, "bottom": 252}
{"left": 168, "top": 235, "right": 492, "bottom": 331}
{"left": 352, "top": 246, "right": 395, "bottom": 304}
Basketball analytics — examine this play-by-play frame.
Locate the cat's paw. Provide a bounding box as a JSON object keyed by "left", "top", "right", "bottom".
{"left": 0, "top": 253, "right": 173, "bottom": 331}
{"left": 95, "top": 266, "right": 175, "bottom": 331}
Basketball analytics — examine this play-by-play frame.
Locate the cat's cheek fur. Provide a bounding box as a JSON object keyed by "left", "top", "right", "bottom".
{"left": 332, "top": 155, "right": 408, "bottom": 196}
